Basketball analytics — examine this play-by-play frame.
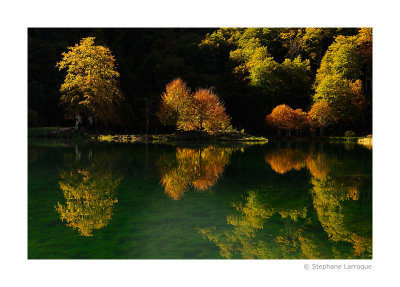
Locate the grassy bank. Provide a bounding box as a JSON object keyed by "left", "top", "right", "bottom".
{"left": 29, "top": 127, "right": 268, "bottom": 144}
{"left": 96, "top": 131, "right": 268, "bottom": 144}
{"left": 28, "top": 127, "right": 88, "bottom": 139}
{"left": 358, "top": 136, "right": 373, "bottom": 149}
{"left": 329, "top": 136, "right": 362, "bottom": 143}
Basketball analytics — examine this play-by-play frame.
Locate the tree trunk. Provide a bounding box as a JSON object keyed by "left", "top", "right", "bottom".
{"left": 88, "top": 114, "right": 93, "bottom": 129}
{"left": 75, "top": 114, "right": 82, "bottom": 131}
{"left": 145, "top": 97, "right": 149, "bottom": 136}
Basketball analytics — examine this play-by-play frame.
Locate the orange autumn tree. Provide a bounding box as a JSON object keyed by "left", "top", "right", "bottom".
{"left": 157, "top": 78, "right": 192, "bottom": 129}
{"left": 181, "top": 89, "right": 231, "bottom": 134}
{"left": 265, "top": 104, "right": 300, "bottom": 136}
{"left": 294, "top": 108, "right": 309, "bottom": 134}
{"left": 158, "top": 79, "right": 231, "bottom": 134}
{"left": 308, "top": 101, "right": 335, "bottom": 136}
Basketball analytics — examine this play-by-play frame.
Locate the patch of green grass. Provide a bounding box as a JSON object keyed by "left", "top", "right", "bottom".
{"left": 329, "top": 136, "right": 362, "bottom": 143}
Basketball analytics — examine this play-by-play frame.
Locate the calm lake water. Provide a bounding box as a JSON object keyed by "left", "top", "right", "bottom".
{"left": 28, "top": 138, "right": 372, "bottom": 259}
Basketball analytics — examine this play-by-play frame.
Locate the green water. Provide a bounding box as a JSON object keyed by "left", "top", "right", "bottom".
{"left": 28, "top": 139, "right": 372, "bottom": 259}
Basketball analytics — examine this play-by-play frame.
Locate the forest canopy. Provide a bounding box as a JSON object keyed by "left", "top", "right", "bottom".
{"left": 28, "top": 28, "right": 372, "bottom": 135}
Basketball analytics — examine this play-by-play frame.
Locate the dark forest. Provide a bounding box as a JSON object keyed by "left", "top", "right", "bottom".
{"left": 28, "top": 28, "right": 372, "bottom": 136}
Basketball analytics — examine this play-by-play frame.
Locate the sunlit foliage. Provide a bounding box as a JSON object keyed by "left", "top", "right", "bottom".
{"left": 313, "top": 33, "right": 367, "bottom": 126}
{"left": 157, "top": 78, "right": 192, "bottom": 128}
{"left": 30, "top": 28, "right": 371, "bottom": 134}
{"left": 315, "top": 35, "right": 361, "bottom": 84}
{"left": 265, "top": 104, "right": 304, "bottom": 135}
{"left": 232, "top": 44, "right": 311, "bottom": 107}
{"left": 357, "top": 28, "right": 372, "bottom": 62}
{"left": 201, "top": 28, "right": 312, "bottom": 116}
{"left": 56, "top": 37, "right": 123, "bottom": 126}
{"left": 182, "top": 89, "right": 231, "bottom": 133}
{"left": 158, "top": 79, "right": 231, "bottom": 134}
{"left": 314, "top": 76, "right": 365, "bottom": 124}
{"left": 308, "top": 101, "right": 335, "bottom": 136}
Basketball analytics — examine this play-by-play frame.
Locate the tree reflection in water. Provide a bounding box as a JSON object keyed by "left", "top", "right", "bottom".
{"left": 158, "top": 146, "right": 235, "bottom": 200}
{"left": 200, "top": 144, "right": 371, "bottom": 259}
{"left": 55, "top": 145, "right": 123, "bottom": 237}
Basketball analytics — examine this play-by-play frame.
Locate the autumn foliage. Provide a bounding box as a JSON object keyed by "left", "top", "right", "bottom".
{"left": 308, "top": 101, "right": 335, "bottom": 136}
{"left": 157, "top": 79, "right": 231, "bottom": 134}
{"left": 56, "top": 37, "right": 122, "bottom": 126}
{"left": 158, "top": 146, "right": 234, "bottom": 200}
{"left": 265, "top": 104, "right": 307, "bottom": 135}
{"left": 157, "top": 78, "right": 192, "bottom": 128}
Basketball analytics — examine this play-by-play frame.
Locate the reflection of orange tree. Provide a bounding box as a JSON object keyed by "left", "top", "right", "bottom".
{"left": 200, "top": 146, "right": 371, "bottom": 258}
{"left": 265, "top": 149, "right": 306, "bottom": 174}
{"left": 159, "top": 146, "right": 234, "bottom": 200}
{"left": 265, "top": 147, "right": 335, "bottom": 179}
{"left": 55, "top": 148, "right": 124, "bottom": 237}
{"left": 305, "top": 151, "right": 332, "bottom": 179}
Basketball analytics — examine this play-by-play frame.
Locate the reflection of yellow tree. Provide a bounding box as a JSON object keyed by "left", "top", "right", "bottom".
{"left": 199, "top": 190, "right": 307, "bottom": 259}
{"left": 56, "top": 169, "right": 121, "bottom": 236}
{"left": 55, "top": 148, "right": 124, "bottom": 237}
{"left": 159, "top": 146, "right": 234, "bottom": 200}
{"left": 201, "top": 146, "right": 371, "bottom": 258}
{"left": 310, "top": 175, "right": 371, "bottom": 257}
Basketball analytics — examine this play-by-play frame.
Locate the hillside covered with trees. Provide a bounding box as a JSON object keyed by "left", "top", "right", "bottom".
{"left": 28, "top": 28, "right": 372, "bottom": 136}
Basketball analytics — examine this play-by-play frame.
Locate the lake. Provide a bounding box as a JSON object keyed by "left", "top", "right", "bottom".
{"left": 28, "top": 138, "right": 372, "bottom": 259}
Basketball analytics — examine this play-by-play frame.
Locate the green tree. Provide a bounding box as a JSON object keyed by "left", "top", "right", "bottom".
{"left": 230, "top": 36, "right": 311, "bottom": 107}
{"left": 56, "top": 37, "right": 122, "bottom": 129}
{"left": 313, "top": 34, "right": 366, "bottom": 130}
{"left": 315, "top": 35, "right": 361, "bottom": 87}
{"left": 314, "top": 75, "right": 365, "bottom": 124}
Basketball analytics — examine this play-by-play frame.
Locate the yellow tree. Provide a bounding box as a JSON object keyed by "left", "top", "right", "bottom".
{"left": 56, "top": 37, "right": 122, "bottom": 129}
{"left": 157, "top": 78, "right": 192, "bottom": 130}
